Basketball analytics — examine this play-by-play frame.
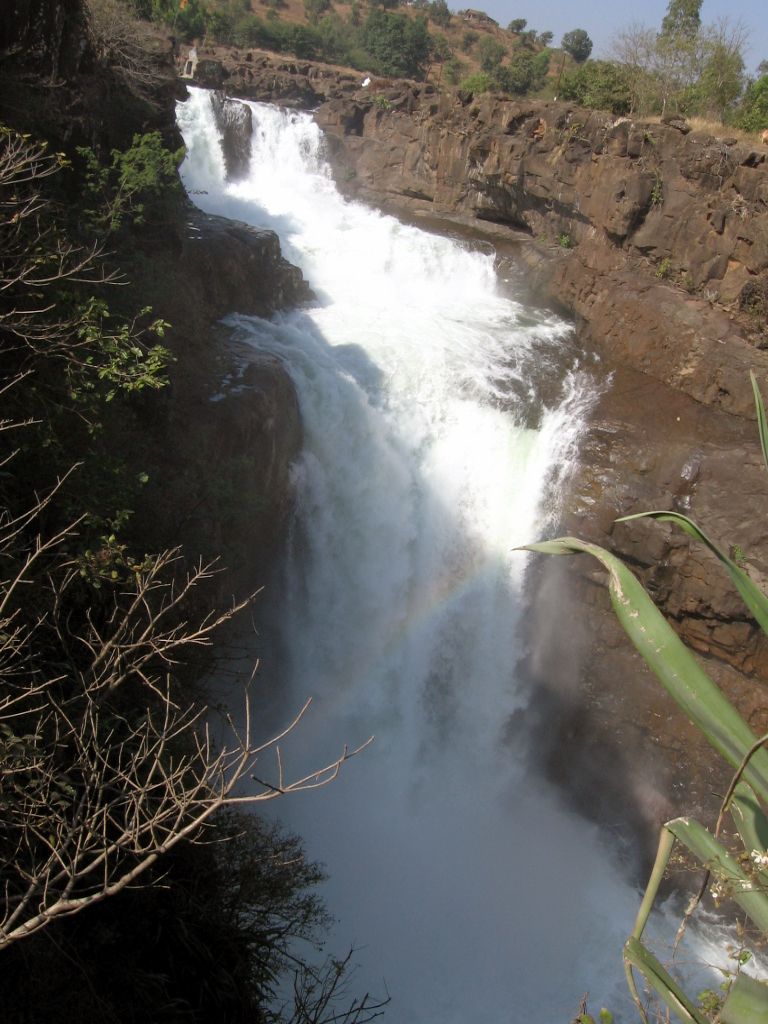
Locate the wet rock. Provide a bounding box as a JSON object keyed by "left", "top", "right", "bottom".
{"left": 210, "top": 92, "right": 253, "bottom": 180}
{"left": 181, "top": 208, "right": 314, "bottom": 317}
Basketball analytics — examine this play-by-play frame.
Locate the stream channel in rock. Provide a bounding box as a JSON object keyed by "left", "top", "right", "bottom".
{"left": 176, "top": 87, "right": 735, "bottom": 1024}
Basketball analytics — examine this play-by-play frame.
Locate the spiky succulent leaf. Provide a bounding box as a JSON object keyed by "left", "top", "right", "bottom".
{"left": 623, "top": 937, "right": 708, "bottom": 1024}
{"left": 730, "top": 783, "right": 768, "bottom": 883}
{"left": 666, "top": 817, "right": 768, "bottom": 933}
{"left": 522, "top": 538, "right": 768, "bottom": 804}
{"left": 615, "top": 510, "right": 768, "bottom": 636}
{"left": 751, "top": 371, "right": 768, "bottom": 478}
{"left": 721, "top": 972, "right": 768, "bottom": 1024}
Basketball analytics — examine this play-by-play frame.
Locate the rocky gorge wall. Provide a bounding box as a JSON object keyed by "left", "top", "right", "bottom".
{"left": 315, "top": 86, "right": 768, "bottom": 411}
{"left": 0, "top": 17, "right": 314, "bottom": 596}
{"left": 309, "top": 78, "right": 768, "bottom": 838}
{"left": 207, "top": 50, "right": 768, "bottom": 672}
{"left": 194, "top": 49, "right": 768, "bottom": 842}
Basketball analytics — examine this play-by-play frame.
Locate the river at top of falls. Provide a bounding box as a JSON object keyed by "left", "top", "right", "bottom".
{"left": 175, "top": 88, "right": 722, "bottom": 1024}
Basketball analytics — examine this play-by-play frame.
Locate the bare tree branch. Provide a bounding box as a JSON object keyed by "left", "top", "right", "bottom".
{"left": 0, "top": 539, "right": 372, "bottom": 946}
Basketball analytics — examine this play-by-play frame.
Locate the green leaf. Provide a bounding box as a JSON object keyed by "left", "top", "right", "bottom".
{"left": 624, "top": 937, "right": 709, "bottom": 1024}
{"left": 666, "top": 817, "right": 768, "bottom": 933}
{"left": 730, "top": 783, "right": 768, "bottom": 868}
{"left": 615, "top": 510, "right": 768, "bottom": 637}
{"left": 721, "top": 972, "right": 768, "bottom": 1024}
{"left": 751, "top": 371, "right": 768, "bottom": 478}
{"left": 521, "top": 538, "right": 768, "bottom": 804}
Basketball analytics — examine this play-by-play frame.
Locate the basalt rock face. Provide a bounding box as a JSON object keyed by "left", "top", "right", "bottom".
{"left": 210, "top": 92, "right": 254, "bottom": 179}
{"left": 520, "top": 365, "right": 768, "bottom": 864}
{"left": 182, "top": 206, "right": 313, "bottom": 318}
{"left": 120, "top": 202, "right": 311, "bottom": 592}
{"left": 1, "top": 0, "right": 87, "bottom": 83}
{"left": 0, "top": 0, "right": 183, "bottom": 152}
{"left": 181, "top": 46, "right": 363, "bottom": 108}
{"left": 0, "top": 18, "right": 311, "bottom": 595}
{"left": 315, "top": 90, "right": 768, "bottom": 417}
{"left": 310, "top": 86, "right": 768, "bottom": 650}
{"left": 303, "top": 81, "right": 768, "bottom": 846}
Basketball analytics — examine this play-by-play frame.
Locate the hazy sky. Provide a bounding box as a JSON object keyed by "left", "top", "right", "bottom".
{"left": 474, "top": 0, "right": 767, "bottom": 77}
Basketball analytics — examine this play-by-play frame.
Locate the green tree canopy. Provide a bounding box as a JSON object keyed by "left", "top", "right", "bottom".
{"left": 427, "top": 0, "right": 451, "bottom": 27}
{"left": 692, "top": 31, "right": 745, "bottom": 118}
{"left": 561, "top": 28, "right": 593, "bottom": 63}
{"left": 730, "top": 74, "right": 768, "bottom": 131}
{"left": 476, "top": 33, "right": 506, "bottom": 71}
{"left": 461, "top": 27, "right": 478, "bottom": 51}
{"left": 360, "top": 8, "right": 431, "bottom": 77}
{"left": 304, "top": 0, "right": 331, "bottom": 25}
{"left": 431, "top": 30, "right": 452, "bottom": 62}
{"left": 559, "top": 59, "right": 631, "bottom": 114}
{"left": 660, "top": 0, "right": 701, "bottom": 41}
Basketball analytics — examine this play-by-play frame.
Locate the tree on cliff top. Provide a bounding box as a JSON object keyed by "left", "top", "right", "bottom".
{"left": 605, "top": 22, "right": 661, "bottom": 114}
{"left": 606, "top": 4, "right": 749, "bottom": 120}
{"left": 559, "top": 60, "right": 631, "bottom": 115}
{"left": 476, "top": 34, "right": 506, "bottom": 72}
{"left": 730, "top": 73, "right": 768, "bottom": 131}
{"left": 359, "top": 8, "right": 431, "bottom": 78}
{"left": 660, "top": 0, "right": 702, "bottom": 42}
{"left": 561, "top": 28, "right": 593, "bottom": 63}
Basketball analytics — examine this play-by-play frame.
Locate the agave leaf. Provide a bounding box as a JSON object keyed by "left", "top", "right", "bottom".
{"left": 720, "top": 972, "right": 768, "bottom": 1024}
{"left": 751, "top": 371, "right": 768, "bottom": 478}
{"left": 730, "top": 783, "right": 768, "bottom": 863}
{"left": 522, "top": 538, "right": 768, "bottom": 805}
{"left": 623, "top": 936, "right": 708, "bottom": 1024}
{"left": 666, "top": 817, "right": 768, "bottom": 933}
{"left": 615, "top": 510, "right": 768, "bottom": 637}
{"left": 631, "top": 827, "right": 677, "bottom": 941}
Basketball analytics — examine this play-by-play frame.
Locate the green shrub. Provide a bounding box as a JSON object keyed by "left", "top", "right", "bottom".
{"left": 427, "top": 0, "right": 450, "bottom": 27}
{"left": 304, "top": 0, "right": 331, "bottom": 23}
{"left": 460, "top": 28, "right": 478, "bottom": 52}
{"left": 493, "top": 48, "right": 549, "bottom": 96}
{"left": 79, "top": 131, "right": 185, "bottom": 237}
{"left": 559, "top": 59, "right": 631, "bottom": 115}
{"left": 458, "top": 70, "right": 495, "bottom": 94}
{"left": 444, "top": 56, "right": 466, "bottom": 84}
{"left": 476, "top": 34, "right": 506, "bottom": 72}
{"left": 729, "top": 74, "right": 768, "bottom": 133}
{"left": 359, "top": 8, "right": 431, "bottom": 78}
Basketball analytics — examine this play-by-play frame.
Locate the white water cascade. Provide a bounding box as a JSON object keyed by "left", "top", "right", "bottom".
{"left": 176, "top": 88, "right": 674, "bottom": 1023}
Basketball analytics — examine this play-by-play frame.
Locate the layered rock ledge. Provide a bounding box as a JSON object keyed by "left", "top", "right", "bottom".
{"left": 189, "top": 55, "right": 768, "bottom": 850}
{"left": 315, "top": 88, "right": 768, "bottom": 413}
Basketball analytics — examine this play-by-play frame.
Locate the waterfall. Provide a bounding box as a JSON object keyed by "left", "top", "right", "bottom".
{"left": 176, "top": 88, "right": 703, "bottom": 1023}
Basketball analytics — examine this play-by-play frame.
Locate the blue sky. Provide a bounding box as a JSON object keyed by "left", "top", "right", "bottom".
{"left": 474, "top": 0, "right": 767, "bottom": 77}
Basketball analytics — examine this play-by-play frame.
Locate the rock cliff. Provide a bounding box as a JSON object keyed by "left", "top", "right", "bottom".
{"left": 196, "top": 51, "right": 768, "bottom": 840}
{"left": 132, "top": 205, "right": 311, "bottom": 594}
{"left": 316, "top": 88, "right": 768, "bottom": 415}
{"left": 0, "top": 22, "right": 312, "bottom": 595}
{"left": 305, "top": 74, "right": 768, "bottom": 841}
{"left": 307, "top": 88, "right": 768, "bottom": 621}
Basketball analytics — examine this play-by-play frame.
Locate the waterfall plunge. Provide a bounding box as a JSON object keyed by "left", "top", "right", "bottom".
{"left": 176, "top": 88, "right": 664, "bottom": 1023}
